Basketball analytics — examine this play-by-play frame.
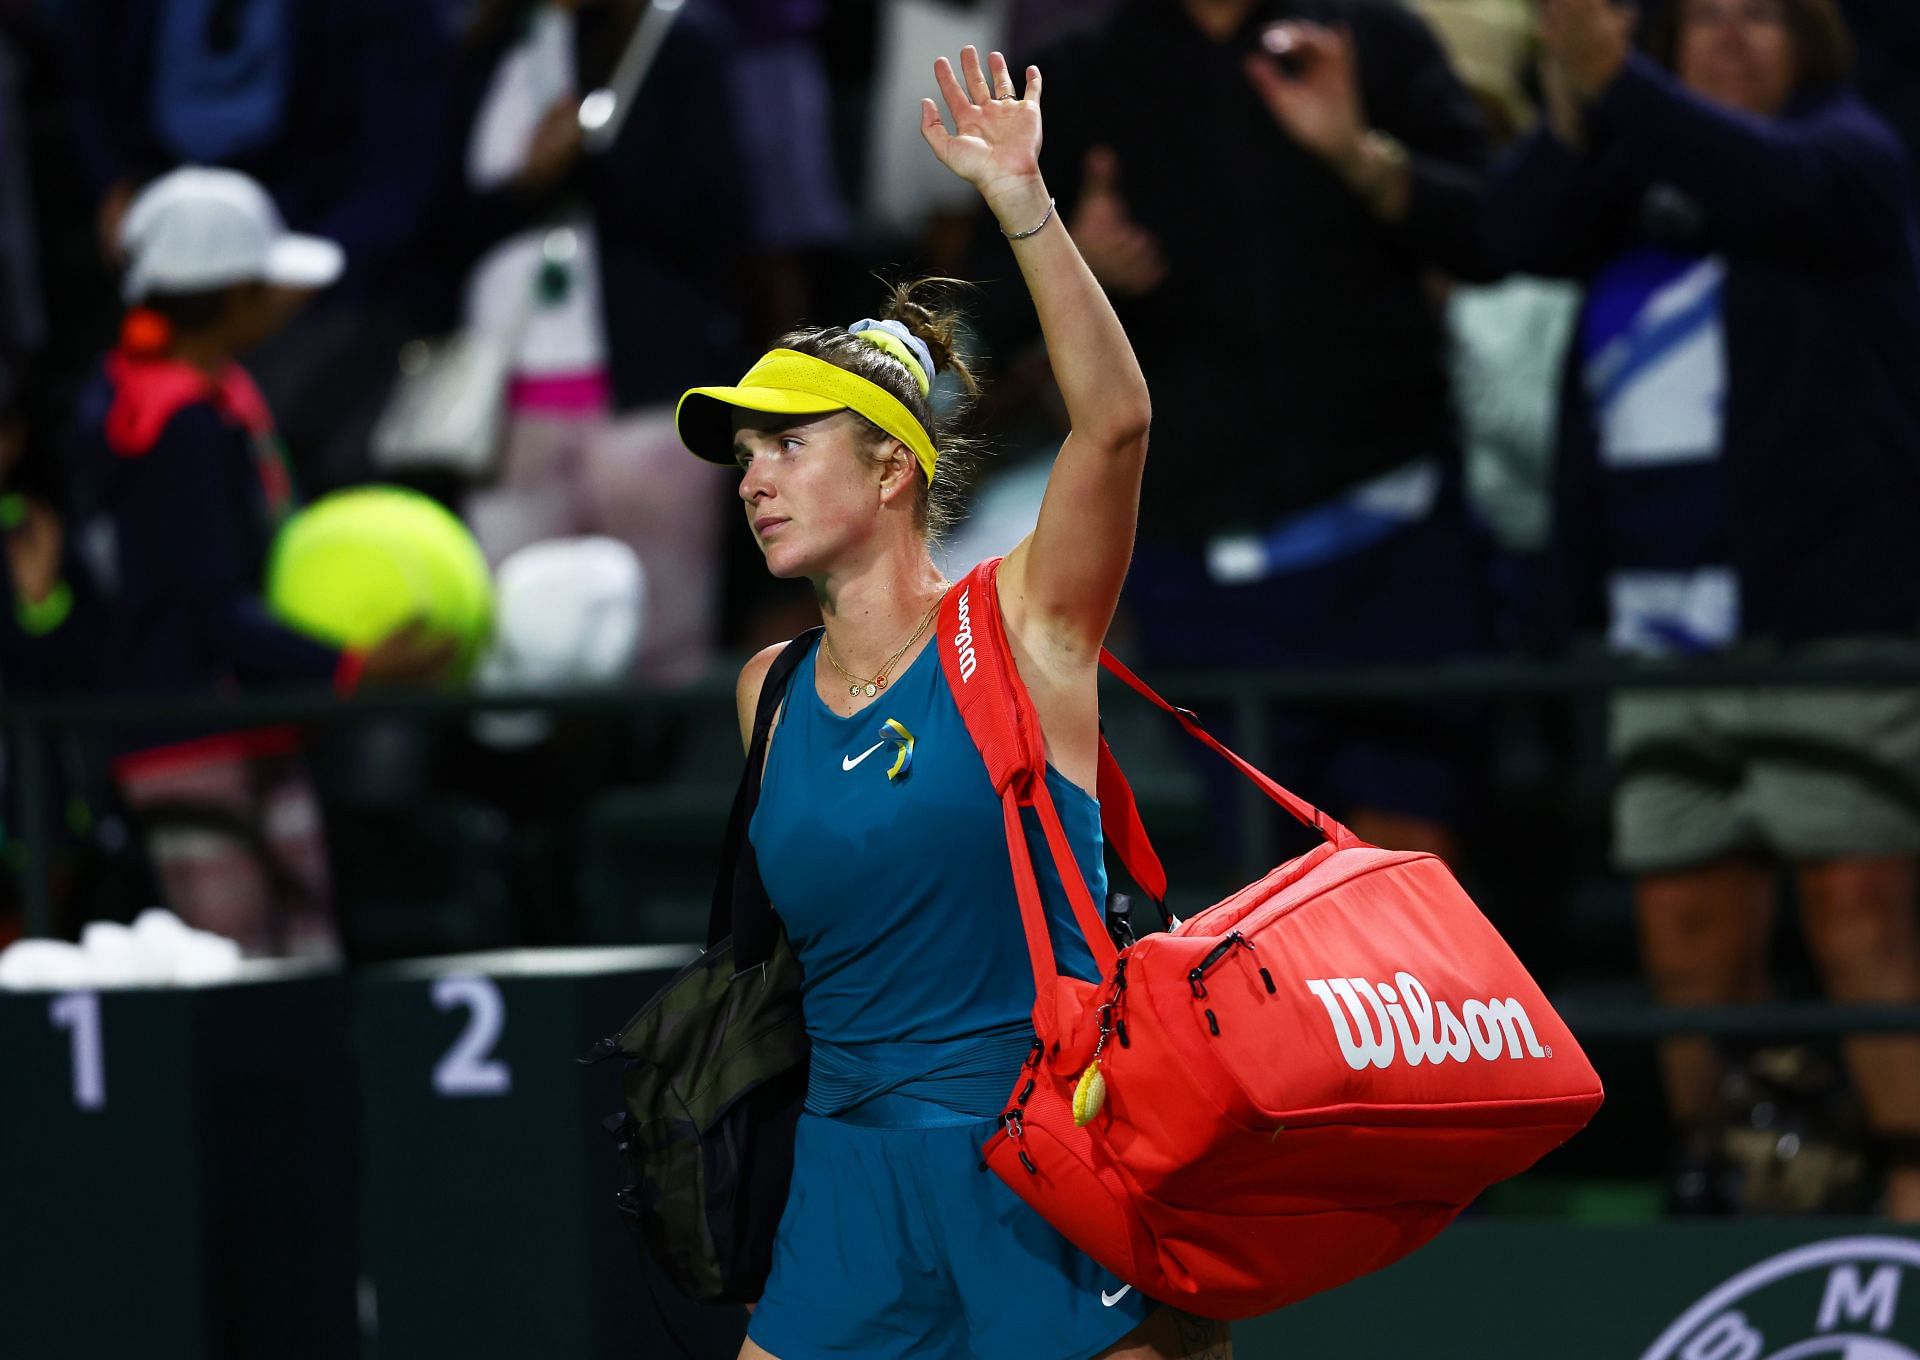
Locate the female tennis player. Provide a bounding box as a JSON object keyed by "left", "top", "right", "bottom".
{"left": 674, "top": 44, "right": 1229, "bottom": 1360}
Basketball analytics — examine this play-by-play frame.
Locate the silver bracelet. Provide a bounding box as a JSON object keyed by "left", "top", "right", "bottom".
{"left": 1001, "top": 197, "right": 1056, "bottom": 241}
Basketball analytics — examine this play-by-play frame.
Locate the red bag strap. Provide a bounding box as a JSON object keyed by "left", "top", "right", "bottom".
{"left": 935, "top": 558, "right": 1361, "bottom": 1043}
{"left": 1096, "top": 649, "right": 1362, "bottom": 851}
{"left": 928, "top": 562, "right": 1169, "bottom": 904}
{"left": 1097, "top": 738, "right": 1167, "bottom": 905}
{"left": 936, "top": 562, "right": 1118, "bottom": 1046}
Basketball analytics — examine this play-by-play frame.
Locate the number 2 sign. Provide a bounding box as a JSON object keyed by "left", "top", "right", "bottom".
{"left": 431, "top": 975, "right": 512, "bottom": 1097}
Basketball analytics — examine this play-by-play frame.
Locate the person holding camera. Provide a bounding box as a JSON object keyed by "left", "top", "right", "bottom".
{"left": 1483, "top": 0, "right": 1920, "bottom": 1218}
{"left": 967, "top": 0, "right": 1497, "bottom": 869}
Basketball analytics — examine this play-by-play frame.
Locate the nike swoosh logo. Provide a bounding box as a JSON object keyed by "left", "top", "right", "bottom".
{"left": 841, "top": 740, "right": 888, "bottom": 771}
{"left": 1101, "top": 1286, "right": 1132, "bottom": 1307}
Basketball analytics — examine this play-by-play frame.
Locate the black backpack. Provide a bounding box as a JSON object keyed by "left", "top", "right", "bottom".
{"left": 600, "top": 630, "right": 819, "bottom": 1303}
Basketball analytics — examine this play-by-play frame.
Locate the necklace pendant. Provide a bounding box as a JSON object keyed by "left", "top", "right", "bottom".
{"left": 863, "top": 682, "right": 878, "bottom": 698}
{"left": 874, "top": 677, "right": 887, "bottom": 692}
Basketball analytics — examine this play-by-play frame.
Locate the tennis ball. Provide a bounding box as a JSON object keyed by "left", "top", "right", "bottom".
{"left": 345, "top": 488, "right": 494, "bottom": 666}
{"left": 265, "top": 486, "right": 494, "bottom": 676}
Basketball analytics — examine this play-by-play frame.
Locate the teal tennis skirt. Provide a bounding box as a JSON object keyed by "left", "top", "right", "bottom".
{"left": 746, "top": 1101, "right": 1155, "bottom": 1360}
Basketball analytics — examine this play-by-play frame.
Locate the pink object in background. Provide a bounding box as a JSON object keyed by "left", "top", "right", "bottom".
{"left": 506, "top": 370, "right": 612, "bottom": 416}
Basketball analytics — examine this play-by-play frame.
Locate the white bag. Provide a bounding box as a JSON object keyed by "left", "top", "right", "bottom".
{"left": 369, "top": 330, "right": 514, "bottom": 480}
{"left": 372, "top": 0, "right": 686, "bottom": 480}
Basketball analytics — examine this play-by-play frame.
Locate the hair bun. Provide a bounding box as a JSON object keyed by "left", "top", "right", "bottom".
{"left": 880, "top": 278, "right": 979, "bottom": 397}
{"left": 848, "top": 319, "right": 935, "bottom": 396}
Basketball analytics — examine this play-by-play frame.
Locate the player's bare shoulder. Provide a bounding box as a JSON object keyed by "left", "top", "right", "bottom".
{"left": 736, "top": 642, "right": 790, "bottom": 752}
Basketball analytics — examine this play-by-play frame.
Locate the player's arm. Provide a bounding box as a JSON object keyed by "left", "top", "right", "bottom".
{"left": 920, "top": 47, "right": 1150, "bottom": 664}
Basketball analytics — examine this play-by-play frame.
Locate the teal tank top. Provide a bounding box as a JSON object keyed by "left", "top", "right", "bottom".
{"left": 749, "top": 635, "right": 1105, "bottom": 1124}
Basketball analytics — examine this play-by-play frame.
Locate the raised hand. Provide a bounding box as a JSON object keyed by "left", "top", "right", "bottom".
{"left": 1069, "top": 147, "right": 1168, "bottom": 298}
{"left": 1244, "top": 23, "right": 1366, "bottom": 175}
{"left": 920, "top": 46, "right": 1045, "bottom": 215}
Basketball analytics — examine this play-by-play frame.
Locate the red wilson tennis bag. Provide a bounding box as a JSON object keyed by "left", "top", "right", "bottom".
{"left": 936, "top": 559, "right": 1603, "bottom": 1320}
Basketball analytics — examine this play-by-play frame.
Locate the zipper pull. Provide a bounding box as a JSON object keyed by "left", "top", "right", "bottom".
{"left": 577, "top": 1035, "right": 621, "bottom": 1066}
{"left": 1001, "top": 1108, "right": 1039, "bottom": 1173}
{"left": 1235, "top": 933, "right": 1278, "bottom": 993}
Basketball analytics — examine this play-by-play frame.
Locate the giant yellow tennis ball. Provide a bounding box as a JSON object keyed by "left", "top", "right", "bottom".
{"left": 265, "top": 486, "right": 493, "bottom": 677}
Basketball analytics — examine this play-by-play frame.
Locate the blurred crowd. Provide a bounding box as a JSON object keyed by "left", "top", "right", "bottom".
{"left": 5, "top": 0, "right": 1920, "bottom": 1214}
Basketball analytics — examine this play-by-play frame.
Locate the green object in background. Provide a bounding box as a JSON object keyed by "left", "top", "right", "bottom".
{"left": 1244, "top": 1219, "right": 1920, "bottom": 1357}
{"left": 265, "top": 485, "right": 495, "bottom": 676}
{"left": 1483, "top": 1175, "right": 1668, "bottom": 1224}
{"left": 15, "top": 578, "right": 73, "bottom": 635}
{"left": 537, "top": 255, "right": 573, "bottom": 306}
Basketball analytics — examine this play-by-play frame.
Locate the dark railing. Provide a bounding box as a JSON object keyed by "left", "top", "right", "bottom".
{"left": 11, "top": 652, "right": 1920, "bottom": 1037}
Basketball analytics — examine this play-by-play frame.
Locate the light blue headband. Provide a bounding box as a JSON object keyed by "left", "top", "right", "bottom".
{"left": 848, "top": 319, "right": 935, "bottom": 398}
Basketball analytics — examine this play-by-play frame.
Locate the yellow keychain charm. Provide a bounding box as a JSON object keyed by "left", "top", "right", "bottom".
{"left": 1072, "top": 1061, "right": 1107, "bottom": 1127}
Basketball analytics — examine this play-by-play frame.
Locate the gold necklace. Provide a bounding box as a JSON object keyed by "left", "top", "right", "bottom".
{"left": 823, "top": 597, "right": 941, "bottom": 699}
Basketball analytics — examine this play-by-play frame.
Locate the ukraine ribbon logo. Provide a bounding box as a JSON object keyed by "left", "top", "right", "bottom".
{"left": 882, "top": 718, "right": 914, "bottom": 781}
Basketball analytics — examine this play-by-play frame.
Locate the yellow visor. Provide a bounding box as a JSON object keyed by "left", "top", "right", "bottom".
{"left": 676, "top": 349, "right": 939, "bottom": 483}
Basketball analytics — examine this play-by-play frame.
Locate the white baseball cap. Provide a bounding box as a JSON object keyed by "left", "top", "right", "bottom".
{"left": 119, "top": 166, "right": 345, "bottom": 303}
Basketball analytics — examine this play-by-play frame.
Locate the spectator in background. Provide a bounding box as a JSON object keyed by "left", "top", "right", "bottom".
{"left": 1008, "top": 0, "right": 1117, "bottom": 54}
{"left": 63, "top": 0, "right": 452, "bottom": 492}
{"left": 718, "top": 0, "right": 849, "bottom": 338}
{"left": 444, "top": 0, "right": 746, "bottom": 683}
{"left": 1411, "top": 0, "right": 1584, "bottom": 576}
{"left": 1484, "top": 0, "right": 1920, "bottom": 1219}
{"left": 1837, "top": 0, "right": 1920, "bottom": 178}
{"left": 0, "top": 356, "right": 105, "bottom": 945}
{"left": 969, "top": 0, "right": 1495, "bottom": 863}
{"left": 70, "top": 169, "right": 451, "bottom": 959}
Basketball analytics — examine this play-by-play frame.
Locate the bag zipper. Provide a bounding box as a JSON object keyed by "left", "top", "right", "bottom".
{"left": 1187, "top": 931, "right": 1275, "bottom": 998}
{"left": 1185, "top": 932, "right": 1278, "bottom": 1039}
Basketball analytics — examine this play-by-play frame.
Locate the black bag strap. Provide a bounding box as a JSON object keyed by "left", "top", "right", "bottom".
{"left": 708, "top": 628, "right": 823, "bottom": 968}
